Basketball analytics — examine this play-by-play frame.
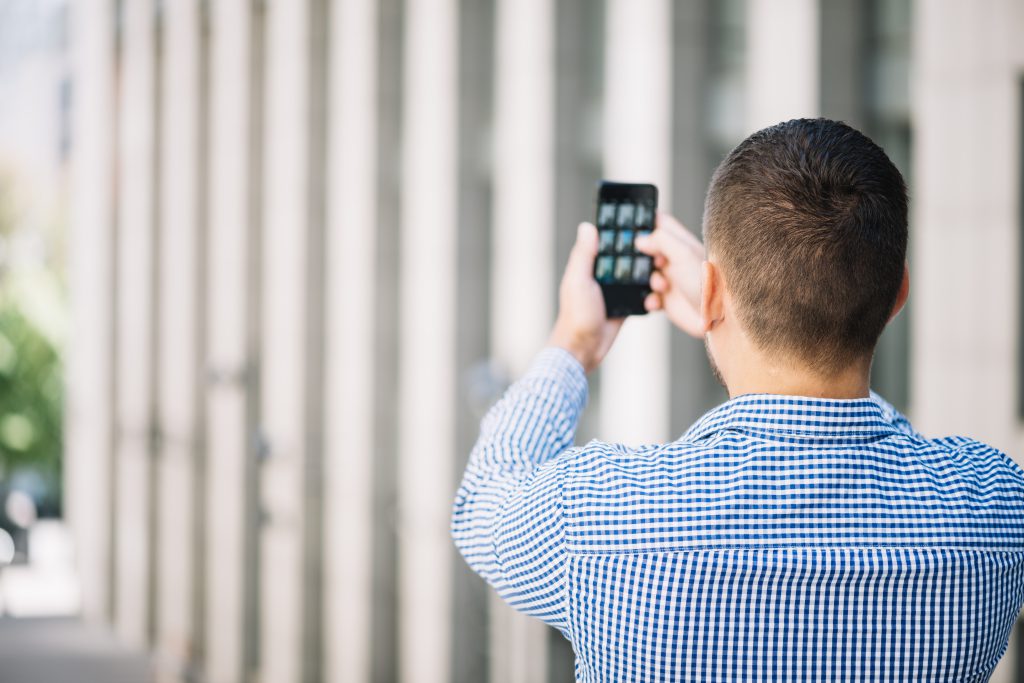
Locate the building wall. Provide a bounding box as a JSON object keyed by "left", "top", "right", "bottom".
{"left": 65, "top": 1, "right": 1024, "bottom": 681}
{"left": 911, "top": 0, "right": 1023, "bottom": 455}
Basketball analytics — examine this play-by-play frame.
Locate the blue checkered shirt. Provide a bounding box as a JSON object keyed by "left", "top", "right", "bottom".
{"left": 451, "top": 347, "right": 1024, "bottom": 682}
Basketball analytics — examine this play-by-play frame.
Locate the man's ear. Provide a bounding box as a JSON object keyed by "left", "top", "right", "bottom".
{"left": 700, "top": 260, "right": 724, "bottom": 334}
{"left": 887, "top": 263, "right": 910, "bottom": 323}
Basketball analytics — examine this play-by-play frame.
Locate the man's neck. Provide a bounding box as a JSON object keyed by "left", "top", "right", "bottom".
{"left": 725, "top": 358, "right": 871, "bottom": 400}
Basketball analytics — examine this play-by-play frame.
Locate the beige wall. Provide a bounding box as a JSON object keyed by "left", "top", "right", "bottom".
{"left": 910, "top": 0, "right": 1024, "bottom": 456}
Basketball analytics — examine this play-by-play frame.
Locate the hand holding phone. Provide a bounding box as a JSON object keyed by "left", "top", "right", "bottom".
{"left": 634, "top": 212, "right": 706, "bottom": 339}
{"left": 593, "top": 181, "right": 657, "bottom": 317}
{"left": 548, "top": 222, "right": 625, "bottom": 373}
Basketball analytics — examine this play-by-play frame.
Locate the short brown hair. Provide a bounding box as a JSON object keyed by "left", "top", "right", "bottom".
{"left": 704, "top": 118, "right": 908, "bottom": 374}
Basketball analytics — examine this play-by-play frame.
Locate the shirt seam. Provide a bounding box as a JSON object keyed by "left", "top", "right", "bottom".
{"left": 557, "top": 460, "right": 572, "bottom": 642}
{"left": 566, "top": 544, "right": 1024, "bottom": 555}
{"left": 692, "top": 425, "right": 902, "bottom": 439}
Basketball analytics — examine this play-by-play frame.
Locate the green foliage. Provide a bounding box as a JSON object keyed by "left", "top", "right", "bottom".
{"left": 0, "top": 303, "right": 63, "bottom": 510}
{"left": 0, "top": 166, "right": 66, "bottom": 515}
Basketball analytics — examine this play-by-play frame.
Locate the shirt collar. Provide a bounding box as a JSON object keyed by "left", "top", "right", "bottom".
{"left": 682, "top": 392, "right": 901, "bottom": 442}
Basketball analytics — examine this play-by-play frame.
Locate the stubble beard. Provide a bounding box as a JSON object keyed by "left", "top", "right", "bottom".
{"left": 704, "top": 335, "right": 726, "bottom": 389}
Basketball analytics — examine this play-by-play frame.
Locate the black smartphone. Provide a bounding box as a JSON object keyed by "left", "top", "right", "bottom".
{"left": 593, "top": 180, "right": 657, "bottom": 317}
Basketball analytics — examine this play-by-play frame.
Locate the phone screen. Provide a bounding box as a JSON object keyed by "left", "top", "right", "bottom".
{"left": 594, "top": 181, "right": 657, "bottom": 317}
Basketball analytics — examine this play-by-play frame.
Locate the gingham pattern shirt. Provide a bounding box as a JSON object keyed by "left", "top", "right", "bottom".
{"left": 451, "top": 347, "right": 1024, "bottom": 682}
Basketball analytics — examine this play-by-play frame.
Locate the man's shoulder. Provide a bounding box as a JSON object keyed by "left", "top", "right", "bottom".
{"left": 926, "top": 433, "right": 1024, "bottom": 476}
{"left": 558, "top": 428, "right": 1024, "bottom": 551}
{"left": 562, "top": 425, "right": 1024, "bottom": 491}
{"left": 880, "top": 431, "right": 1024, "bottom": 512}
{"left": 556, "top": 437, "right": 707, "bottom": 477}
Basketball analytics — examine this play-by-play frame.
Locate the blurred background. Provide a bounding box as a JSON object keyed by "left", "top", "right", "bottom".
{"left": 0, "top": 0, "right": 1022, "bottom": 681}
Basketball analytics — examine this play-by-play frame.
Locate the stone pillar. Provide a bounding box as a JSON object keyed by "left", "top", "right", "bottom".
{"left": 397, "top": 0, "right": 458, "bottom": 681}
{"left": 910, "top": 0, "right": 1022, "bottom": 455}
{"left": 66, "top": 0, "right": 117, "bottom": 627}
{"left": 114, "top": 0, "right": 159, "bottom": 648}
{"left": 204, "top": 0, "right": 261, "bottom": 678}
{"left": 258, "top": 0, "right": 316, "bottom": 679}
{"left": 489, "top": 0, "right": 556, "bottom": 680}
{"left": 599, "top": 0, "right": 673, "bottom": 447}
{"left": 324, "top": 0, "right": 377, "bottom": 681}
{"left": 745, "top": 0, "right": 819, "bottom": 132}
{"left": 155, "top": 0, "right": 202, "bottom": 673}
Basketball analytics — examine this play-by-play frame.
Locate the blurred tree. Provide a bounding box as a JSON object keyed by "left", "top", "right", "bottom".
{"left": 0, "top": 167, "right": 65, "bottom": 518}
{"left": 0, "top": 302, "right": 63, "bottom": 513}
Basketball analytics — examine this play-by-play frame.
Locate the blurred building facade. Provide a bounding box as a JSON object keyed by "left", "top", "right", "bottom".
{"left": 63, "top": 0, "right": 1024, "bottom": 682}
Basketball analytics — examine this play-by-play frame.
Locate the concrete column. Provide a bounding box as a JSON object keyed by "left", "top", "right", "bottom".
{"left": 369, "top": 2, "right": 403, "bottom": 680}
{"left": 599, "top": 0, "right": 673, "bottom": 446}
{"left": 397, "top": 0, "right": 457, "bottom": 681}
{"left": 155, "top": 0, "right": 201, "bottom": 673}
{"left": 324, "top": 0, "right": 377, "bottom": 680}
{"left": 491, "top": 0, "right": 555, "bottom": 375}
{"left": 489, "top": 0, "right": 556, "bottom": 680}
{"left": 910, "top": 0, "right": 1022, "bottom": 455}
{"left": 66, "top": 0, "right": 116, "bottom": 626}
{"left": 553, "top": 0, "right": 604, "bottom": 327}
{"left": 451, "top": 0, "right": 496, "bottom": 679}
{"left": 259, "top": 0, "right": 312, "bottom": 679}
{"left": 669, "top": 0, "right": 728, "bottom": 435}
{"left": 745, "top": 0, "right": 819, "bottom": 132}
{"left": 818, "top": 0, "right": 867, "bottom": 129}
{"left": 114, "top": 0, "right": 158, "bottom": 648}
{"left": 204, "top": 0, "right": 258, "bottom": 679}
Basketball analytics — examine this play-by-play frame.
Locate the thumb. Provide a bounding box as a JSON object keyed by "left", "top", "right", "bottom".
{"left": 567, "top": 222, "right": 598, "bottom": 279}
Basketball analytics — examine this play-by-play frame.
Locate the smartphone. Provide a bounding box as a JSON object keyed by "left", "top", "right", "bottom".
{"left": 593, "top": 181, "right": 657, "bottom": 317}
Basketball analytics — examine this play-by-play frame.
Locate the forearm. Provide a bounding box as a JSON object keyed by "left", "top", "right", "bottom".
{"left": 451, "top": 346, "right": 587, "bottom": 585}
{"left": 451, "top": 219, "right": 612, "bottom": 630}
{"left": 464, "top": 347, "right": 587, "bottom": 476}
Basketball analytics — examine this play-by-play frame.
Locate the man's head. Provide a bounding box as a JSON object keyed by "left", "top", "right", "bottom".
{"left": 701, "top": 118, "right": 909, "bottom": 384}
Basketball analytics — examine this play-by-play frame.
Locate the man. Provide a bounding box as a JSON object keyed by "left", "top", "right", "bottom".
{"left": 451, "top": 118, "right": 1024, "bottom": 681}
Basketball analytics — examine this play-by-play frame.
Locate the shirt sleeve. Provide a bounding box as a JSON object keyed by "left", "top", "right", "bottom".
{"left": 451, "top": 346, "right": 588, "bottom": 635}
{"left": 869, "top": 389, "right": 922, "bottom": 438}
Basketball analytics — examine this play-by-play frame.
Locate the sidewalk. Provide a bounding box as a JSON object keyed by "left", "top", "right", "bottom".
{"left": 0, "top": 617, "right": 152, "bottom": 683}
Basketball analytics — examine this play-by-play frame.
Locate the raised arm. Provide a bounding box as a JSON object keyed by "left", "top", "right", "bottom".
{"left": 450, "top": 347, "right": 587, "bottom": 632}
{"left": 450, "top": 221, "right": 622, "bottom": 633}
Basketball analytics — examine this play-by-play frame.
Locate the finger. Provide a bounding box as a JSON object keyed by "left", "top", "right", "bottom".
{"left": 676, "top": 306, "right": 705, "bottom": 340}
{"left": 635, "top": 230, "right": 680, "bottom": 260}
{"left": 634, "top": 232, "right": 661, "bottom": 257}
{"left": 656, "top": 211, "right": 695, "bottom": 241}
{"left": 649, "top": 270, "right": 669, "bottom": 293}
{"left": 654, "top": 254, "right": 668, "bottom": 270}
{"left": 566, "top": 222, "right": 598, "bottom": 279}
{"left": 655, "top": 211, "right": 704, "bottom": 252}
{"left": 644, "top": 292, "right": 663, "bottom": 312}
{"left": 575, "top": 221, "right": 598, "bottom": 254}
{"left": 637, "top": 222, "right": 687, "bottom": 262}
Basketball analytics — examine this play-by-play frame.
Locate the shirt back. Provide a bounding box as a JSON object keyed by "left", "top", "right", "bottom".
{"left": 451, "top": 349, "right": 1024, "bottom": 683}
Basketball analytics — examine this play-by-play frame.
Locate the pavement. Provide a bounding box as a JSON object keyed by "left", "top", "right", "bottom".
{"left": 0, "top": 617, "right": 152, "bottom": 683}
